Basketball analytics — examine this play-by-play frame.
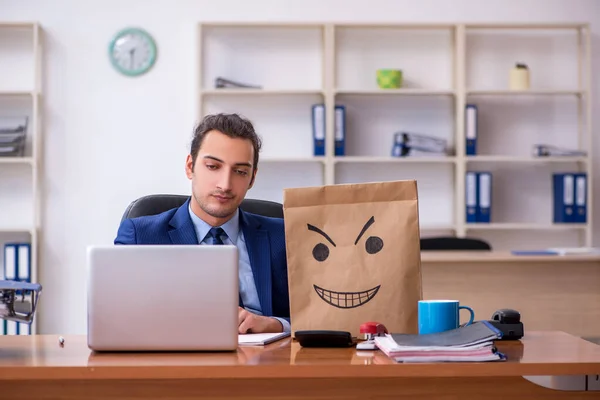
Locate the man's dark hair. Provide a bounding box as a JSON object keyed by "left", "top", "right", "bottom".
{"left": 190, "top": 113, "right": 262, "bottom": 172}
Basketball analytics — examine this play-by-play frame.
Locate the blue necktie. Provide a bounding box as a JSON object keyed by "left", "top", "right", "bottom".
{"left": 207, "top": 227, "right": 225, "bottom": 245}
{"left": 206, "top": 227, "right": 244, "bottom": 308}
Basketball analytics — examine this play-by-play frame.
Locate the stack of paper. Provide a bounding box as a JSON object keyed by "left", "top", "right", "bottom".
{"left": 238, "top": 332, "right": 290, "bottom": 346}
{"left": 391, "top": 132, "right": 449, "bottom": 158}
{"left": 374, "top": 321, "right": 506, "bottom": 363}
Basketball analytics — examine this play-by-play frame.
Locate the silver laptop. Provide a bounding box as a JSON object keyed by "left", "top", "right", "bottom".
{"left": 86, "top": 245, "right": 239, "bottom": 351}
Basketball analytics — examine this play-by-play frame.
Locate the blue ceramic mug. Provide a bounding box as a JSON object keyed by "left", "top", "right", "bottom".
{"left": 418, "top": 299, "right": 475, "bottom": 334}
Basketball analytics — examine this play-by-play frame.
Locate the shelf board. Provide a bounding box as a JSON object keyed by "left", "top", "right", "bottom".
{"left": 334, "top": 23, "right": 456, "bottom": 30}
{"left": 465, "top": 223, "right": 588, "bottom": 231}
{"left": 466, "top": 156, "right": 588, "bottom": 163}
{"left": 0, "top": 157, "right": 34, "bottom": 165}
{"left": 200, "top": 22, "right": 324, "bottom": 28}
{"left": 467, "top": 89, "right": 583, "bottom": 96}
{"left": 334, "top": 156, "right": 456, "bottom": 164}
{"left": 421, "top": 251, "right": 600, "bottom": 263}
{"left": 420, "top": 225, "right": 457, "bottom": 231}
{"left": 0, "top": 91, "right": 35, "bottom": 97}
{"left": 262, "top": 157, "right": 325, "bottom": 163}
{"left": 0, "top": 227, "right": 34, "bottom": 234}
{"left": 0, "top": 22, "right": 37, "bottom": 29}
{"left": 335, "top": 89, "right": 455, "bottom": 96}
{"left": 201, "top": 89, "right": 323, "bottom": 96}
{"left": 465, "top": 23, "right": 588, "bottom": 30}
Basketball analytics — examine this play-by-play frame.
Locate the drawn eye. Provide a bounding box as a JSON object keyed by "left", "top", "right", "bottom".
{"left": 312, "top": 243, "right": 329, "bottom": 262}
{"left": 365, "top": 236, "right": 383, "bottom": 254}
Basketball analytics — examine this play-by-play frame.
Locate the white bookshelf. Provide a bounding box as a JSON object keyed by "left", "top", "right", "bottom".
{"left": 197, "top": 22, "right": 593, "bottom": 250}
{"left": 0, "top": 22, "right": 43, "bottom": 334}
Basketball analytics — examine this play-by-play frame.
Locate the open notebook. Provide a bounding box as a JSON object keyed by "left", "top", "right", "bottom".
{"left": 238, "top": 332, "right": 290, "bottom": 346}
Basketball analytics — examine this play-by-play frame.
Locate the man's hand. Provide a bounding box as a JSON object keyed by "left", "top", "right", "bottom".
{"left": 238, "top": 307, "right": 283, "bottom": 334}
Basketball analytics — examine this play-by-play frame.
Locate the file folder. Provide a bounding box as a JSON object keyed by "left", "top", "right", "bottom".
{"left": 334, "top": 105, "right": 345, "bottom": 156}
{"left": 17, "top": 243, "right": 31, "bottom": 281}
{"left": 311, "top": 104, "right": 325, "bottom": 156}
{"left": 18, "top": 322, "right": 30, "bottom": 335}
{"left": 574, "top": 173, "right": 587, "bottom": 223}
{"left": 477, "top": 172, "right": 492, "bottom": 223}
{"left": 3, "top": 243, "right": 17, "bottom": 281}
{"left": 465, "top": 171, "right": 478, "bottom": 223}
{"left": 552, "top": 173, "right": 574, "bottom": 223}
{"left": 400, "top": 132, "right": 447, "bottom": 154}
{"left": 465, "top": 104, "right": 477, "bottom": 156}
{"left": 6, "top": 320, "right": 18, "bottom": 335}
{"left": 533, "top": 144, "right": 587, "bottom": 157}
{"left": 387, "top": 321, "right": 502, "bottom": 348}
{"left": 391, "top": 133, "right": 402, "bottom": 157}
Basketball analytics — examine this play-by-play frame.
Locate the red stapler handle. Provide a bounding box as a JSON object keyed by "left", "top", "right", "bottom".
{"left": 360, "top": 321, "right": 388, "bottom": 336}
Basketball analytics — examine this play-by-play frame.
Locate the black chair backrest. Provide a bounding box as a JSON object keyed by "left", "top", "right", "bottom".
{"left": 121, "top": 194, "right": 283, "bottom": 222}
{"left": 420, "top": 236, "right": 491, "bottom": 251}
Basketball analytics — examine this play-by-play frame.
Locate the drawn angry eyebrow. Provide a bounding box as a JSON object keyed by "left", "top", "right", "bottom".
{"left": 307, "top": 224, "right": 336, "bottom": 247}
{"left": 354, "top": 216, "right": 375, "bottom": 245}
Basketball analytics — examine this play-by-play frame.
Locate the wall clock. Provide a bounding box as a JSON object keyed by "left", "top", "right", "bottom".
{"left": 108, "top": 27, "right": 157, "bottom": 77}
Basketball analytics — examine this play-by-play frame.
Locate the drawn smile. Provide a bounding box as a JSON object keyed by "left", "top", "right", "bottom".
{"left": 313, "top": 284, "right": 381, "bottom": 309}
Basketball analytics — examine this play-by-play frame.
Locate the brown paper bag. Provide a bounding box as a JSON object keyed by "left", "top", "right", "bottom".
{"left": 283, "top": 180, "right": 422, "bottom": 338}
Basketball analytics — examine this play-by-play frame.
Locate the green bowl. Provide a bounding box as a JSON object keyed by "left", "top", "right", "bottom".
{"left": 377, "top": 69, "right": 403, "bottom": 89}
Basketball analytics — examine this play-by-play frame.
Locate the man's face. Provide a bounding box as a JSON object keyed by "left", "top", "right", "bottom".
{"left": 185, "top": 129, "right": 256, "bottom": 221}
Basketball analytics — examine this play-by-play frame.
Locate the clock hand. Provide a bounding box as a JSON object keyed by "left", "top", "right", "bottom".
{"left": 129, "top": 48, "right": 136, "bottom": 69}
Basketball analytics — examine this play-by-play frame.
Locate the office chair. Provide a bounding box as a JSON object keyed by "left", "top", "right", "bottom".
{"left": 121, "top": 194, "right": 284, "bottom": 222}
{"left": 420, "top": 236, "right": 492, "bottom": 251}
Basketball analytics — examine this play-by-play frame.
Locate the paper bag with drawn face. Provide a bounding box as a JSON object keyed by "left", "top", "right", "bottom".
{"left": 283, "top": 180, "right": 423, "bottom": 338}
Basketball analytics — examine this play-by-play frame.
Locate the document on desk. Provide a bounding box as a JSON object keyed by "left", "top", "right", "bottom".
{"left": 374, "top": 321, "right": 506, "bottom": 362}
{"left": 238, "top": 332, "right": 290, "bottom": 346}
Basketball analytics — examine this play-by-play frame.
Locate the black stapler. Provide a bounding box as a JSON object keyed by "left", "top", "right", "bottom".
{"left": 295, "top": 330, "right": 355, "bottom": 348}
{"left": 487, "top": 309, "right": 524, "bottom": 340}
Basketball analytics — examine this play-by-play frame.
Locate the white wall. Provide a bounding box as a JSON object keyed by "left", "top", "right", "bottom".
{"left": 1, "top": 0, "right": 599, "bottom": 334}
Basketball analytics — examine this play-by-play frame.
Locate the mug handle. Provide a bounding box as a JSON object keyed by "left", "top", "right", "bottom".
{"left": 459, "top": 305, "right": 475, "bottom": 326}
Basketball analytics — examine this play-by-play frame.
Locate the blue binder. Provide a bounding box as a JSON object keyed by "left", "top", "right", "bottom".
{"left": 465, "top": 171, "right": 478, "bottom": 223}
{"left": 574, "top": 173, "right": 587, "bottom": 223}
{"left": 477, "top": 172, "right": 492, "bottom": 223}
{"left": 5, "top": 320, "right": 18, "bottom": 335}
{"left": 552, "top": 173, "right": 575, "bottom": 223}
{"left": 17, "top": 243, "right": 31, "bottom": 298}
{"left": 391, "top": 133, "right": 402, "bottom": 157}
{"left": 18, "top": 322, "right": 30, "bottom": 335}
{"left": 311, "top": 104, "right": 325, "bottom": 156}
{"left": 334, "top": 105, "right": 345, "bottom": 156}
{"left": 3, "top": 243, "right": 17, "bottom": 281}
{"left": 17, "top": 243, "right": 31, "bottom": 282}
{"left": 465, "top": 104, "right": 477, "bottom": 156}
{"left": 3, "top": 243, "right": 31, "bottom": 300}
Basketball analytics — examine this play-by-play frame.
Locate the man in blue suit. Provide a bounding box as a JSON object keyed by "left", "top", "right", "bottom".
{"left": 115, "top": 113, "right": 290, "bottom": 334}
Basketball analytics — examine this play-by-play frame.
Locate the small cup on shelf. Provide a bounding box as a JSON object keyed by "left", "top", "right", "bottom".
{"left": 376, "top": 69, "right": 403, "bottom": 89}
{"left": 509, "top": 63, "right": 530, "bottom": 91}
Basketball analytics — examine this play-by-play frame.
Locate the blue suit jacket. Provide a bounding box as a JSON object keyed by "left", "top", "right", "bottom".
{"left": 114, "top": 198, "right": 290, "bottom": 321}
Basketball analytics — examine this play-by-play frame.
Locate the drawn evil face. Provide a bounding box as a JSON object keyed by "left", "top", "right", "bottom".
{"left": 307, "top": 216, "right": 384, "bottom": 309}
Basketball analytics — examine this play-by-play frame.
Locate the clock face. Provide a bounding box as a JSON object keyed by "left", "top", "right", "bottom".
{"left": 109, "top": 28, "right": 157, "bottom": 76}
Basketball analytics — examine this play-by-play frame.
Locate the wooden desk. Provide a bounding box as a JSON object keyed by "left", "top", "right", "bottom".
{"left": 1, "top": 332, "right": 600, "bottom": 399}
{"left": 421, "top": 251, "right": 600, "bottom": 340}
{"left": 421, "top": 251, "right": 600, "bottom": 264}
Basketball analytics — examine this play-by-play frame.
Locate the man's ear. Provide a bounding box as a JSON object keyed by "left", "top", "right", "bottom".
{"left": 248, "top": 168, "right": 258, "bottom": 189}
{"left": 185, "top": 154, "right": 194, "bottom": 180}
